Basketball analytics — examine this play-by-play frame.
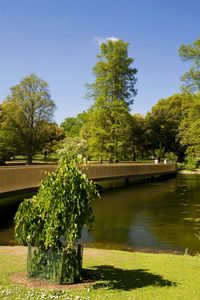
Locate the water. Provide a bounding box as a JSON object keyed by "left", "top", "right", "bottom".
{"left": 1, "top": 175, "right": 200, "bottom": 253}
{"left": 0, "top": 191, "right": 36, "bottom": 245}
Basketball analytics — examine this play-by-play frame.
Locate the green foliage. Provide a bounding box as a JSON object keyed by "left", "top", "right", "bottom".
{"left": 60, "top": 116, "right": 82, "bottom": 137}
{"left": 15, "top": 156, "right": 99, "bottom": 249}
{"left": 178, "top": 94, "right": 200, "bottom": 158}
{"left": 146, "top": 93, "right": 194, "bottom": 162}
{"left": 0, "top": 103, "right": 17, "bottom": 164}
{"left": 56, "top": 136, "right": 88, "bottom": 161}
{"left": 164, "top": 152, "right": 177, "bottom": 161}
{"left": 14, "top": 197, "right": 41, "bottom": 246}
{"left": 179, "top": 37, "right": 200, "bottom": 93}
{"left": 84, "top": 39, "right": 137, "bottom": 161}
{"left": 177, "top": 158, "right": 200, "bottom": 170}
{"left": 185, "top": 158, "right": 200, "bottom": 170}
{"left": 2, "top": 74, "right": 56, "bottom": 164}
{"left": 86, "top": 39, "right": 137, "bottom": 107}
{"left": 82, "top": 99, "right": 133, "bottom": 161}
{"left": 41, "top": 123, "right": 64, "bottom": 159}
{"left": 0, "top": 129, "right": 17, "bottom": 164}
{"left": 14, "top": 156, "right": 99, "bottom": 282}
{"left": 129, "top": 114, "right": 149, "bottom": 160}
{"left": 60, "top": 112, "right": 90, "bottom": 139}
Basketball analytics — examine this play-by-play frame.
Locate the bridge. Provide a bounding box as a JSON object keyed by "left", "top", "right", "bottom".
{"left": 0, "top": 163, "right": 176, "bottom": 196}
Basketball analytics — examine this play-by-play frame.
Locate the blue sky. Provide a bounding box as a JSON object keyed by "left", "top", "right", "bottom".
{"left": 0, "top": 0, "right": 199, "bottom": 124}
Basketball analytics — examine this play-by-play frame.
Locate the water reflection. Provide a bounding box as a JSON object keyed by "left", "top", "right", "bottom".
{"left": 0, "top": 192, "right": 35, "bottom": 245}
{"left": 81, "top": 175, "right": 200, "bottom": 252}
{"left": 1, "top": 175, "right": 200, "bottom": 252}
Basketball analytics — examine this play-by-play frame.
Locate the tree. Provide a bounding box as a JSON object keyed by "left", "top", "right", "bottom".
{"left": 87, "top": 39, "right": 137, "bottom": 107}
{"left": 0, "top": 130, "right": 17, "bottom": 164}
{"left": 179, "top": 37, "right": 200, "bottom": 93}
{"left": 178, "top": 94, "right": 200, "bottom": 158}
{"left": 15, "top": 156, "right": 99, "bottom": 283}
{"left": 83, "top": 99, "right": 133, "bottom": 161}
{"left": 2, "top": 74, "right": 56, "bottom": 164}
{"left": 41, "top": 123, "right": 64, "bottom": 159}
{"left": 60, "top": 116, "right": 82, "bottom": 137}
{"left": 129, "top": 114, "right": 149, "bottom": 160}
{"left": 146, "top": 93, "right": 194, "bottom": 162}
{"left": 60, "top": 117, "right": 81, "bottom": 137}
{"left": 57, "top": 136, "right": 88, "bottom": 160}
{"left": 84, "top": 39, "right": 137, "bottom": 161}
{"left": 0, "top": 103, "right": 17, "bottom": 164}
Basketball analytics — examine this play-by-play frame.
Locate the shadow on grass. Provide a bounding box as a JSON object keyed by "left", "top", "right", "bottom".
{"left": 83, "top": 265, "right": 176, "bottom": 291}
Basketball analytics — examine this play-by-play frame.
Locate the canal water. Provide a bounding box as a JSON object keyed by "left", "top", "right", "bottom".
{"left": 1, "top": 175, "right": 200, "bottom": 253}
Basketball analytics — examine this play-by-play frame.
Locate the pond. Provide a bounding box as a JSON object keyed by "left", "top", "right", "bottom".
{"left": 1, "top": 175, "right": 200, "bottom": 253}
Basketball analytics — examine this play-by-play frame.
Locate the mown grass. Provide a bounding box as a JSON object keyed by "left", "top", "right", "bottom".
{"left": 0, "top": 246, "right": 200, "bottom": 299}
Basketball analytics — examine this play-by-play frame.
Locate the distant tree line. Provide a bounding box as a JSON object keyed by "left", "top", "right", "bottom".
{"left": 60, "top": 37, "right": 200, "bottom": 166}
{"left": 1, "top": 37, "right": 200, "bottom": 166}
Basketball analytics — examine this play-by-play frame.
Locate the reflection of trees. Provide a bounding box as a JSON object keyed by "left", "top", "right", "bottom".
{"left": 150, "top": 175, "right": 200, "bottom": 251}
{"left": 89, "top": 176, "right": 200, "bottom": 252}
{"left": 0, "top": 192, "right": 35, "bottom": 228}
{"left": 90, "top": 180, "right": 177, "bottom": 247}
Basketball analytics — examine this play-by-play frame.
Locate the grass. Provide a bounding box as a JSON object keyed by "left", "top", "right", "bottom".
{"left": 0, "top": 246, "right": 200, "bottom": 299}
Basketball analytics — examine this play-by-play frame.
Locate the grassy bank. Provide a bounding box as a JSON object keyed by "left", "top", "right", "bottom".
{"left": 0, "top": 246, "right": 200, "bottom": 300}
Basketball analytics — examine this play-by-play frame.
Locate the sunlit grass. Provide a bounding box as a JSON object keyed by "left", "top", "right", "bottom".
{"left": 0, "top": 246, "right": 200, "bottom": 299}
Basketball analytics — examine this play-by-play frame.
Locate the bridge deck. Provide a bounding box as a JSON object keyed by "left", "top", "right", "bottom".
{"left": 0, "top": 163, "right": 176, "bottom": 194}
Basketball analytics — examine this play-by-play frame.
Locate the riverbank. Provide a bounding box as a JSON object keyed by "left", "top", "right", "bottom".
{"left": 0, "top": 246, "right": 200, "bottom": 300}
{"left": 179, "top": 169, "right": 200, "bottom": 174}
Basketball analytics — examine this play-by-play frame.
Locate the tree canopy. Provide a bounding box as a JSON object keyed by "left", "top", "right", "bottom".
{"left": 60, "top": 116, "right": 82, "bottom": 137}
{"left": 146, "top": 93, "right": 194, "bottom": 162}
{"left": 87, "top": 39, "right": 137, "bottom": 107}
{"left": 179, "top": 37, "right": 200, "bottom": 93}
{"left": 129, "top": 114, "right": 149, "bottom": 160}
{"left": 2, "top": 74, "right": 56, "bottom": 164}
{"left": 178, "top": 94, "right": 200, "bottom": 158}
{"left": 83, "top": 39, "right": 137, "bottom": 161}
{"left": 82, "top": 99, "right": 133, "bottom": 161}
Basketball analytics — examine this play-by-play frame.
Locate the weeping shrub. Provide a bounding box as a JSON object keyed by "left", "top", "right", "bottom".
{"left": 14, "top": 155, "right": 99, "bottom": 283}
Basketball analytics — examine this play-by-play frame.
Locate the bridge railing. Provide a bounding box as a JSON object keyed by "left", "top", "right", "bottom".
{"left": 0, "top": 163, "right": 177, "bottom": 194}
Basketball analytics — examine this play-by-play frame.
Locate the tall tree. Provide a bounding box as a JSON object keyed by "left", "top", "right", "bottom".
{"left": 179, "top": 37, "right": 200, "bottom": 92}
{"left": 87, "top": 39, "right": 137, "bottom": 107}
{"left": 84, "top": 39, "right": 137, "bottom": 161}
{"left": 2, "top": 74, "right": 56, "bottom": 164}
{"left": 83, "top": 99, "right": 133, "bottom": 161}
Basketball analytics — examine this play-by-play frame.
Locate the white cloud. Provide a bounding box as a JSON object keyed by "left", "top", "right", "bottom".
{"left": 106, "top": 36, "right": 119, "bottom": 42}
{"left": 94, "top": 36, "right": 119, "bottom": 45}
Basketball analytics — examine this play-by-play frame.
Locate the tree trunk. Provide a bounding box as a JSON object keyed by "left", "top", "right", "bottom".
{"left": 26, "top": 153, "right": 33, "bottom": 165}
{"left": 177, "top": 151, "right": 186, "bottom": 163}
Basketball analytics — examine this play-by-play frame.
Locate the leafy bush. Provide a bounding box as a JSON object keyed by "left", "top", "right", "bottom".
{"left": 15, "top": 155, "right": 99, "bottom": 283}
{"left": 185, "top": 158, "right": 200, "bottom": 170}
{"left": 177, "top": 158, "right": 200, "bottom": 170}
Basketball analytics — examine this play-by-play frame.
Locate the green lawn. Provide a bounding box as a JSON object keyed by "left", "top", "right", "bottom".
{"left": 0, "top": 246, "right": 200, "bottom": 300}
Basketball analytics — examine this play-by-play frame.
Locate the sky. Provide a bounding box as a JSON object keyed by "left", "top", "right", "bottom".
{"left": 0, "top": 0, "right": 199, "bottom": 124}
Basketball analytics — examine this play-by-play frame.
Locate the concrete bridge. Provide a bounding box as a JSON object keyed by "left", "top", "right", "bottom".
{"left": 0, "top": 163, "right": 176, "bottom": 196}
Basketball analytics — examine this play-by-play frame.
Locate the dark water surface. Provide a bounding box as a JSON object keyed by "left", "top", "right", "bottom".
{"left": 1, "top": 175, "right": 200, "bottom": 253}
